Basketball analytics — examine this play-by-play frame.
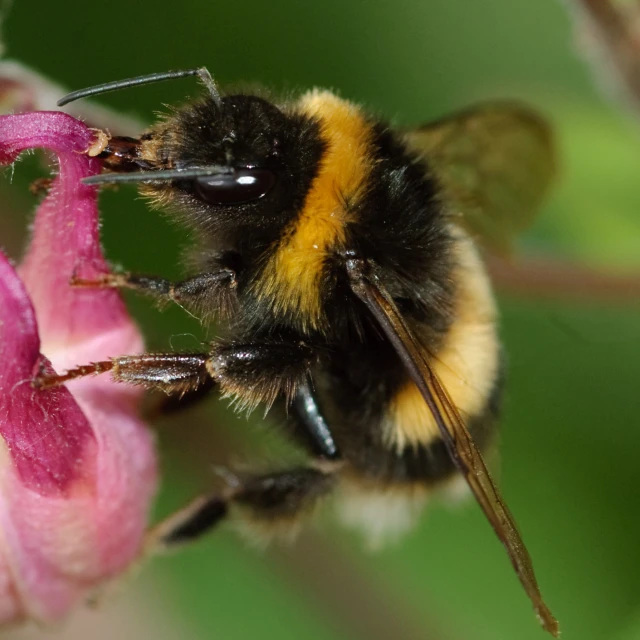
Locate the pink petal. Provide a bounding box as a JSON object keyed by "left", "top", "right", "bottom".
{"left": 0, "top": 112, "right": 133, "bottom": 362}
{"left": 0, "top": 112, "right": 157, "bottom": 623}
{"left": 0, "top": 252, "right": 94, "bottom": 495}
{"left": 0, "top": 252, "right": 93, "bottom": 620}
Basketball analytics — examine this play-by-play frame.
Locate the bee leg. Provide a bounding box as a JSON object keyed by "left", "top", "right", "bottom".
{"left": 149, "top": 465, "right": 337, "bottom": 550}
{"left": 34, "top": 342, "right": 317, "bottom": 409}
{"left": 288, "top": 381, "right": 340, "bottom": 460}
{"left": 71, "top": 269, "right": 237, "bottom": 313}
{"left": 209, "top": 340, "right": 317, "bottom": 409}
{"left": 34, "top": 352, "right": 212, "bottom": 396}
{"left": 148, "top": 352, "right": 335, "bottom": 423}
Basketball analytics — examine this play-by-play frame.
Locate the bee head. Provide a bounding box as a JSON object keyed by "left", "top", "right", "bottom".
{"left": 106, "top": 94, "right": 323, "bottom": 241}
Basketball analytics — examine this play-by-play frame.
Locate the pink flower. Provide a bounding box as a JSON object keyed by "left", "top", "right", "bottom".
{"left": 0, "top": 111, "right": 157, "bottom": 624}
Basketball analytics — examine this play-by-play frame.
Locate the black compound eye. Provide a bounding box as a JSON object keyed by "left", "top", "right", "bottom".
{"left": 194, "top": 168, "right": 276, "bottom": 205}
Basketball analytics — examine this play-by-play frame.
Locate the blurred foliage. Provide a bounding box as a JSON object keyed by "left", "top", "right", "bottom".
{"left": 3, "top": 1, "right": 640, "bottom": 639}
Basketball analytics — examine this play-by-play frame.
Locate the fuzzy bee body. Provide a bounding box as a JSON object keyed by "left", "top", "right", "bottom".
{"left": 49, "top": 71, "right": 558, "bottom": 634}
{"left": 131, "top": 91, "right": 503, "bottom": 532}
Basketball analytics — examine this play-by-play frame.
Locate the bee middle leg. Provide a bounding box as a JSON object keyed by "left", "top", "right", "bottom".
{"left": 34, "top": 342, "right": 341, "bottom": 460}
{"left": 33, "top": 341, "right": 316, "bottom": 406}
{"left": 33, "top": 353, "right": 213, "bottom": 395}
{"left": 149, "top": 464, "right": 338, "bottom": 550}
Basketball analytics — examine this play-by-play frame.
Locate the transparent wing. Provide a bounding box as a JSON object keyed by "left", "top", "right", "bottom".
{"left": 346, "top": 257, "right": 559, "bottom": 637}
{"left": 403, "top": 102, "right": 555, "bottom": 253}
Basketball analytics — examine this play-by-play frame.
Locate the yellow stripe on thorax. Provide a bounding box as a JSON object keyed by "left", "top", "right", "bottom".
{"left": 386, "top": 231, "right": 500, "bottom": 451}
{"left": 256, "top": 91, "right": 374, "bottom": 329}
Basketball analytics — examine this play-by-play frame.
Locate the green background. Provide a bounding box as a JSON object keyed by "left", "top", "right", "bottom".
{"left": 3, "top": 1, "right": 640, "bottom": 639}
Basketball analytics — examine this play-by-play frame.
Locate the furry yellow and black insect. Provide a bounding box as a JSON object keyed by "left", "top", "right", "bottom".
{"left": 44, "top": 68, "right": 558, "bottom": 634}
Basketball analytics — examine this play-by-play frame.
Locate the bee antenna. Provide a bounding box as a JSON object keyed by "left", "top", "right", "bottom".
{"left": 57, "top": 67, "right": 222, "bottom": 108}
{"left": 81, "top": 166, "right": 232, "bottom": 186}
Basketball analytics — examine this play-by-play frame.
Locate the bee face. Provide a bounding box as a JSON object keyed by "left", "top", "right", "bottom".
{"left": 154, "top": 95, "right": 288, "bottom": 169}
{"left": 138, "top": 95, "right": 326, "bottom": 238}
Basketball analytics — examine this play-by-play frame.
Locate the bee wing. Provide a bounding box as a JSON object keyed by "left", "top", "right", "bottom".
{"left": 346, "top": 257, "right": 559, "bottom": 638}
{"left": 403, "top": 102, "right": 555, "bottom": 254}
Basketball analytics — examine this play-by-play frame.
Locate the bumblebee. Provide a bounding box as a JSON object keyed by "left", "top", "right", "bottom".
{"left": 42, "top": 68, "right": 558, "bottom": 634}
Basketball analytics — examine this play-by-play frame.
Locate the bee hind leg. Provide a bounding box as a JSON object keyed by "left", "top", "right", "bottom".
{"left": 148, "top": 465, "right": 338, "bottom": 551}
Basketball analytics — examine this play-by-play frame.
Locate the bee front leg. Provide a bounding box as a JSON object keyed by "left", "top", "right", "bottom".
{"left": 71, "top": 269, "right": 238, "bottom": 318}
